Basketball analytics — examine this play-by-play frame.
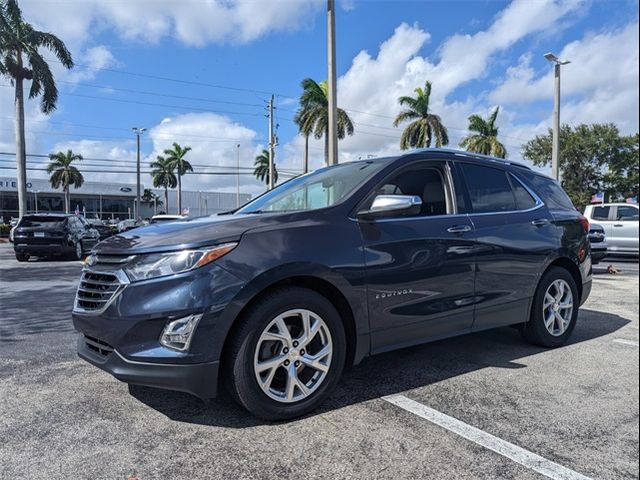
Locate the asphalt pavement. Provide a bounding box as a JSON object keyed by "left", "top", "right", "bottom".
{"left": 0, "top": 243, "right": 638, "bottom": 480}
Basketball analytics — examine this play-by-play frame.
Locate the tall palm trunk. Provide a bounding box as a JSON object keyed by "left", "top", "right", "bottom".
{"left": 177, "top": 169, "right": 182, "bottom": 214}
{"left": 64, "top": 184, "right": 70, "bottom": 214}
{"left": 164, "top": 186, "right": 169, "bottom": 214}
{"left": 14, "top": 50, "right": 27, "bottom": 219}
{"left": 304, "top": 135, "right": 309, "bottom": 173}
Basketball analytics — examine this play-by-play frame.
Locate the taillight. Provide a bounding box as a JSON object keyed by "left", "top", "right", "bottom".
{"left": 578, "top": 215, "right": 589, "bottom": 233}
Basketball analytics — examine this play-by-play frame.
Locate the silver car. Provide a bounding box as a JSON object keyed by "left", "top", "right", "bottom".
{"left": 584, "top": 203, "right": 639, "bottom": 256}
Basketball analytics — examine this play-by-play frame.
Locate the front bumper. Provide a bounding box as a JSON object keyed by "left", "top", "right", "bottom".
{"left": 77, "top": 335, "right": 219, "bottom": 399}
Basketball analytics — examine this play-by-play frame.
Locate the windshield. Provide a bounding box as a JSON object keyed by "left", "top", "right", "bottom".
{"left": 19, "top": 216, "right": 67, "bottom": 228}
{"left": 237, "top": 160, "right": 388, "bottom": 214}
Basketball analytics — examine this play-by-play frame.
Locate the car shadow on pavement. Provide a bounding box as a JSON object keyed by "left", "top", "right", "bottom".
{"left": 129, "top": 307, "right": 630, "bottom": 428}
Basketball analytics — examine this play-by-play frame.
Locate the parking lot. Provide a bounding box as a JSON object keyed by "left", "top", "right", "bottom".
{"left": 0, "top": 242, "right": 638, "bottom": 480}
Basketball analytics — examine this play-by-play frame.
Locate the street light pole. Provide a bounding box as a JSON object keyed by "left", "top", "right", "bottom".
{"left": 544, "top": 52, "right": 570, "bottom": 181}
{"left": 132, "top": 127, "right": 146, "bottom": 220}
{"left": 236, "top": 144, "right": 241, "bottom": 208}
{"left": 268, "top": 95, "right": 275, "bottom": 190}
{"left": 327, "top": 0, "right": 338, "bottom": 166}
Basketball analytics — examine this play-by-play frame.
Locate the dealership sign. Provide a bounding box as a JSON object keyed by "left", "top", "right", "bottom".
{"left": 0, "top": 179, "right": 32, "bottom": 189}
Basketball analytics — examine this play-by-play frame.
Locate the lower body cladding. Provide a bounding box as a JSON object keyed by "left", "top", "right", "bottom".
{"left": 14, "top": 241, "right": 74, "bottom": 256}
{"left": 72, "top": 263, "right": 246, "bottom": 399}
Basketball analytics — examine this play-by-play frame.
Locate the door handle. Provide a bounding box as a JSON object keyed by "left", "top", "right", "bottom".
{"left": 531, "top": 218, "right": 550, "bottom": 227}
{"left": 613, "top": 224, "right": 624, "bottom": 227}
{"left": 447, "top": 225, "right": 472, "bottom": 234}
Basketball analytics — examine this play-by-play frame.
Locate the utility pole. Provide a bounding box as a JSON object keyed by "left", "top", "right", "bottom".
{"left": 132, "top": 127, "right": 146, "bottom": 220}
{"left": 236, "top": 144, "right": 241, "bottom": 207}
{"left": 544, "top": 53, "right": 570, "bottom": 181}
{"left": 327, "top": 0, "right": 338, "bottom": 166}
{"left": 268, "top": 95, "right": 275, "bottom": 190}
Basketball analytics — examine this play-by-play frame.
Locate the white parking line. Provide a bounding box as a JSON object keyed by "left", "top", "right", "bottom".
{"left": 613, "top": 339, "right": 639, "bottom": 347}
{"left": 382, "top": 394, "right": 591, "bottom": 480}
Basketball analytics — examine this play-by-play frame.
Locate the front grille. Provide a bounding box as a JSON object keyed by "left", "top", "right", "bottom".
{"left": 84, "top": 335, "right": 114, "bottom": 357}
{"left": 75, "top": 271, "right": 122, "bottom": 312}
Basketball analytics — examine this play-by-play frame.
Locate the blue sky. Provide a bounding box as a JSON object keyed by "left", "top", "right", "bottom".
{"left": 1, "top": 0, "right": 638, "bottom": 195}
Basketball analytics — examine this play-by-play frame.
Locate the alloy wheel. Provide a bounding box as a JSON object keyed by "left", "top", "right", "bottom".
{"left": 543, "top": 279, "right": 574, "bottom": 336}
{"left": 253, "top": 309, "right": 333, "bottom": 403}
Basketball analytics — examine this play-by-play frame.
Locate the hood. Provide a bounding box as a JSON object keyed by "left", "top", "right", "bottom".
{"left": 95, "top": 214, "right": 274, "bottom": 254}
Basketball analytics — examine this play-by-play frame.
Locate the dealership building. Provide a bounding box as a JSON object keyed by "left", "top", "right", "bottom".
{"left": 0, "top": 176, "right": 252, "bottom": 221}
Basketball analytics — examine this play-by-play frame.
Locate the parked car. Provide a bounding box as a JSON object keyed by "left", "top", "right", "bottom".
{"left": 87, "top": 218, "right": 117, "bottom": 240}
{"left": 73, "top": 149, "right": 592, "bottom": 420}
{"left": 150, "top": 214, "right": 185, "bottom": 224}
{"left": 588, "top": 223, "right": 607, "bottom": 264}
{"left": 584, "top": 203, "right": 639, "bottom": 257}
{"left": 13, "top": 213, "right": 100, "bottom": 261}
{"left": 117, "top": 219, "right": 139, "bottom": 233}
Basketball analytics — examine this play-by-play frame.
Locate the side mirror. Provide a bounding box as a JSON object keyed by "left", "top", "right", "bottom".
{"left": 357, "top": 194, "right": 422, "bottom": 220}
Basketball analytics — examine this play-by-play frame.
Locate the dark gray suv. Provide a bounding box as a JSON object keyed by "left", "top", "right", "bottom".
{"left": 73, "top": 149, "right": 592, "bottom": 420}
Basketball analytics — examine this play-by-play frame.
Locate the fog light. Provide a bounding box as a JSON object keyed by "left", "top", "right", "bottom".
{"left": 160, "top": 314, "right": 203, "bottom": 352}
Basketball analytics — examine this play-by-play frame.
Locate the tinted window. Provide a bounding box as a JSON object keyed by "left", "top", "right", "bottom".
{"left": 508, "top": 174, "right": 537, "bottom": 210}
{"left": 461, "top": 164, "right": 516, "bottom": 213}
{"left": 18, "top": 216, "right": 67, "bottom": 228}
{"left": 591, "top": 206, "right": 610, "bottom": 221}
{"left": 519, "top": 171, "right": 575, "bottom": 211}
{"left": 616, "top": 206, "right": 639, "bottom": 221}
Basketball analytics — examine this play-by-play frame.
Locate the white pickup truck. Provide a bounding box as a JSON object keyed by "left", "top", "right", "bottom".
{"left": 584, "top": 203, "right": 639, "bottom": 257}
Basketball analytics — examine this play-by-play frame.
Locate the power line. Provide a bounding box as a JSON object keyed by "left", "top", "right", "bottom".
{"left": 0, "top": 165, "right": 299, "bottom": 177}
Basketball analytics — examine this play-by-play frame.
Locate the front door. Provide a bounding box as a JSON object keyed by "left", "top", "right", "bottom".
{"left": 611, "top": 204, "right": 640, "bottom": 254}
{"left": 357, "top": 161, "right": 477, "bottom": 354}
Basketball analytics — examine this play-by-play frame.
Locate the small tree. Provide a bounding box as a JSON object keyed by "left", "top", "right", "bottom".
{"left": 163, "top": 143, "right": 193, "bottom": 214}
{"left": 254, "top": 149, "right": 278, "bottom": 186}
{"left": 150, "top": 155, "right": 176, "bottom": 213}
{"left": 522, "top": 123, "right": 639, "bottom": 210}
{"left": 459, "top": 106, "right": 507, "bottom": 158}
{"left": 47, "top": 150, "right": 83, "bottom": 213}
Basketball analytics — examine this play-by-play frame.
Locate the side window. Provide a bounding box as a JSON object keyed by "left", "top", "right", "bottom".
{"left": 508, "top": 174, "right": 538, "bottom": 210}
{"left": 591, "top": 206, "right": 610, "bottom": 221}
{"left": 461, "top": 164, "right": 516, "bottom": 213}
{"left": 367, "top": 166, "right": 449, "bottom": 217}
{"left": 616, "top": 206, "right": 639, "bottom": 221}
{"left": 518, "top": 171, "right": 576, "bottom": 211}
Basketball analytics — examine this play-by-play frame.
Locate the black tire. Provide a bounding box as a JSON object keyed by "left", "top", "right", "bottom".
{"left": 225, "top": 286, "right": 346, "bottom": 421}
{"left": 522, "top": 266, "right": 579, "bottom": 348}
{"left": 71, "top": 241, "right": 83, "bottom": 261}
{"left": 15, "top": 252, "right": 28, "bottom": 262}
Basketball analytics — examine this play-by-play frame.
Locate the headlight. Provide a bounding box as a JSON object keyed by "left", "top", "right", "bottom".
{"left": 123, "top": 243, "right": 237, "bottom": 281}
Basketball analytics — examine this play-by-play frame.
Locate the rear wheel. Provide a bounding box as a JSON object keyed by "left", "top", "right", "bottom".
{"left": 522, "top": 266, "right": 579, "bottom": 347}
{"left": 15, "top": 252, "right": 29, "bottom": 262}
{"left": 71, "top": 241, "right": 83, "bottom": 261}
{"left": 226, "top": 287, "right": 346, "bottom": 421}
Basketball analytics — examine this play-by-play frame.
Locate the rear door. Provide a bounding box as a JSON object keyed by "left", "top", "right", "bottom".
{"left": 611, "top": 204, "right": 639, "bottom": 254}
{"left": 457, "top": 163, "right": 558, "bottom": 330}
{"left": 358, "top": 160, "right": 477, "bottom": 353}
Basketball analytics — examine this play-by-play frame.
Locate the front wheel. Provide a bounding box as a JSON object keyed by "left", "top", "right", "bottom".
{"left": 15, "top": 252, "right": 29, "bottom": 262}
{"left": 522, "top": 266, "right": 579, "bottom": 347}
{"left": 225, "top": 287, "right": 346, "bottom": 421}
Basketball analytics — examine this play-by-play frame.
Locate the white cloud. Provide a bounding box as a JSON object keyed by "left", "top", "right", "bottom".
{"left": 19, "top": 0, "right": 324, "bottom": 47}
{"left": 66, "top": 46, "right": 118, "bottom": 84}
{"left": 490, "top": 21, "right": 639, "bottom": 133}
{"left": 280, "top": 0, "right": 586, "bottom": 167}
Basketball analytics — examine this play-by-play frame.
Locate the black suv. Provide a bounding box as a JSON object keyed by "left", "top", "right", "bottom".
{"left": 73, "top": 150, "right": 592, "bottom": 420}
{"left": 13, "top": 213, "right": 100, "bottom": 261}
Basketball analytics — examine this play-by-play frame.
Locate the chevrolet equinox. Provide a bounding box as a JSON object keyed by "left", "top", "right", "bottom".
{"left": 73, "top": 149, "right": 592, "bottom": 420}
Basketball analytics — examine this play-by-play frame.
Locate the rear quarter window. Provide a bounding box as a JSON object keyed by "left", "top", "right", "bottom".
{"left": 517, "top": 171, "right": 576, "bottom": 211}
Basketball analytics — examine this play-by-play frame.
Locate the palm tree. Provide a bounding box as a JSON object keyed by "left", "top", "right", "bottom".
{"left": 393, "top": 81, "right": 449, "bottom": 150}
{"left": 253, "top": 149, "right": 278, "bottom": 186}
{"left": 150, "top": 155, "right": 177, "bottom": 213}
{"left": 163, "top": 143, "right": 193, "bottom": 214}
{"left": 459, "top": 106, "right": 507, "bottom": 158}
{"left": 141, "top": 188, "right": 163, "bottom": 215}
{"left": 295, "top": 78, "right": 354, "bottom": 165}
{"left": 46, "top": 150, "right": 83, "bottom": 214}
{"left": 0, "top": 0, "right": 74, "bottom": 218}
